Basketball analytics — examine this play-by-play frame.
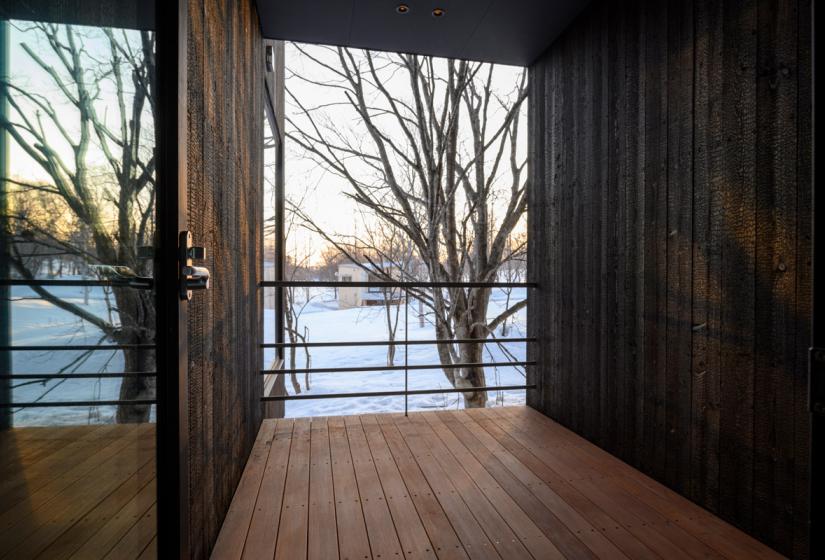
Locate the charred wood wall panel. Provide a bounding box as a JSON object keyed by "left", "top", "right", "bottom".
{"left": 186, "top": 0, "right": 263, "bottom": 556}
{"left": 528, "top": 0, "right": 813, "bottom": 556}
{"left": 0, "top": 0, "right": 154, "bottom": 30}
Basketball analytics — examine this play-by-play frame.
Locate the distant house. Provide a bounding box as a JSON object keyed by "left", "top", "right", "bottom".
{"left": 336, "top": 262, "right": 405, "bottom": 308}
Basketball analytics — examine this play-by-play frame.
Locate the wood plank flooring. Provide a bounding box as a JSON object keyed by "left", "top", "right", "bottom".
{"left": 211, "top": 407, "right": 784, "bottom": 559}
{"left": 0, "top": 424, "right": 156, "bottom": 560}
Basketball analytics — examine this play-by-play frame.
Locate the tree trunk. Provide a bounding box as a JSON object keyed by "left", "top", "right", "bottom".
{"left": 501, "top": 288, "right": 512, "bottom": 336}
{"left": 454, "top": 288, "right": 491, "bottom": 408}
{"left": 114, "top": 287, "right": 156, "bottom": 423}
{"left": 387, "top": 344, "right": 396, "bottom": 367}
{"left": 383, "top": 295, "right": 397, "bottom": 366}
{"left": 117, "top": 344, "right": 155, "bottom": 422}
{"left": 458, "top": 341, "right": 487, "bottom": 408}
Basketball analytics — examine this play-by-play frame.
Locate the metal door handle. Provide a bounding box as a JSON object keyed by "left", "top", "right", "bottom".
{"left": 183, "top": 266, "right": 210, "bottom": 290}
{"left": 179, "top": 231, "right": 210, "bottom": 300}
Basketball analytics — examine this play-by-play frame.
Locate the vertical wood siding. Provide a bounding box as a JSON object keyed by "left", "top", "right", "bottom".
{"left": 528, "top": 0, "right": 812, "bottom": 556}
{"left": 186, "top": 0, "right": 263, "bottom": 556}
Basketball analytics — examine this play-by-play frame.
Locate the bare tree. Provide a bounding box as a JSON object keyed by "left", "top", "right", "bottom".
{"left": 287, "top": 46, "right": 528, "bottom": 407}
{"left": 273, "top": 183, "right": 317, "bottom": 394}
{"left": 498, "top": 232, "right": 527, "bottom": 336}
{"left": 1, "top": 23, "right": 156, "bottom": 422}
{"left": 317, "top": 244, "right": 346, "bottom": 282}
{"left": 348, "top": 220, "right": 415, "bottom": 367}
{"left": 283, "top": 252, "right": 314, "bottom": 392}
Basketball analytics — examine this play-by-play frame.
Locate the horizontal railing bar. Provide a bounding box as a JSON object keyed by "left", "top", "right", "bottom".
{"left": 0, "top": 279, "right": 121, "bottom": 287}
{"left": 0, "top": 344, "right": 156, "bottom": 351}
{"left": 261, "top": 337, "right": 535, "bottom": 349}
{"left": 263, "top": 360, "right": 535, "bottom": 375}
{"left": 0, "top": 372, "right": 157, "bottom": 380}
{"left": 0, "top": 399, "right": 157, "bottom": 408}
{"left": 261, "top": 384, "right": 536, "bottom": 402}
{"left": 260, "top": 280, "right": 536, "bottom": 289}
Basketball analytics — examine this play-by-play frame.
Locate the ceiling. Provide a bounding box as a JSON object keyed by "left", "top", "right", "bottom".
{"left": 255, "top": 0, "right": 590, "bottom": 67}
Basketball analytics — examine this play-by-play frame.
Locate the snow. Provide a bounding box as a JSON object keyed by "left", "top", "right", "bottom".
{"left": 9, "top": 283, "right": 132, "bottom": 426}
{"left": 8, "top": 282, "right": 526, "bottom": 425}
{"left": 264, "top": 287, "right": 527, "bottom": 418}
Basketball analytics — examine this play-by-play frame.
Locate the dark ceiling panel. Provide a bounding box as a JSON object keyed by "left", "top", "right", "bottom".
{"left": 348, "top": 0, "right": 486, "bottom": 60}
{"left": 256, "top": 0, "right": 355, "bottom": 47}
{"left": 463, "top": 0, "right": 588, "bottom": 65}
{"left": 255, "top": 0, "right": 590, "bottom": 66}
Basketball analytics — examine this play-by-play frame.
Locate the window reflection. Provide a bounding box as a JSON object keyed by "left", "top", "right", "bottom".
{"left": 0, "top": 11, "right": 157, "bottom": 559}
{"left": 1, "top": 20, "right": 156, "bottom": 425}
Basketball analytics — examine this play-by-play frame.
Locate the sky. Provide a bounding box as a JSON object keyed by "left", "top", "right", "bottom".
{"left": 5, "top": 21, "right": 151, "bottom": 186}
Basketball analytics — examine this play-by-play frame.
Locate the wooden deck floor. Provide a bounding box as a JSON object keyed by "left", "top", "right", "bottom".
{"left": 212, "top": 406, "right": 784, "bottom": 560}
{"left": 0, "top": 423, "right": 156, "bottom": 559}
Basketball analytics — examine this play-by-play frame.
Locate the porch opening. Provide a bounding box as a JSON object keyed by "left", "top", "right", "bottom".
{"left": 259, "top": 42, "right": 534, "bottom": 418}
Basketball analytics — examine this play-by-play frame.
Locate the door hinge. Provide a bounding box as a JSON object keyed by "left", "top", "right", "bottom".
{"left": 811, "top": 347, "right": 825, "bottom": 415}
{"left": 179, "top": 231, "right": 209, "bottom": 300}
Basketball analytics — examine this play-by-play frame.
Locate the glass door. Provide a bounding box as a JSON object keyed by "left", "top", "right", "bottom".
{"left": 0, "top": 3, "right": 171, "bottom": 557}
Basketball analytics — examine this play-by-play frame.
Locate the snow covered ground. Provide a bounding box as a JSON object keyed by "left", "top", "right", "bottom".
{"left": 9, "top": 283, "right": 133, "bottom": 426}
{"left": 7, "top": 283, "right": 526, "bottom": 426}
{"left": 264, "top": 287, "right": 528, "bottom": 418}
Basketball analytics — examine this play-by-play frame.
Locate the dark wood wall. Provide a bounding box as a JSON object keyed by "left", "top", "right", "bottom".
{"left": 527, "top": 0, "right": 813, "bottom": 556}
{"left": 0, "top": 0, "right": 154, "bottom": 30}
{"left": 185, "top": 0, "right": 263, "bottom": 556}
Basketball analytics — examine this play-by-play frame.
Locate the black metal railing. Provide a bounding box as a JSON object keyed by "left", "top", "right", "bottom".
{"left": 0, "top": 274, "right": 153, "bottom": 406}
{"left": 261, "top": 385, "right": 536, "bottom": 402}
{"left": 260, "top": 280, "right": 535, "bottom": 414}
{"left": 0, "top": 340, "right": 157, "bottom": 409}
{"left": 261, "top": 337, "right": 533, "bottom": 349}
{"left": 266, "top": 361, "right": 535, "bottom": 375}
{"left": 0, "top": 280, "right": 533, "bottom": 411}
{"left": 2, "top": 399, "right": 157, "bottom": 408}
{"left": 261, "top": 280, "right": 535, "bottom": 289}
{"left": 0, "top": 368, "right": 157, "bottom": 408}
{"left": 0, "top": 344, "right": 156, "bottom": 351}
{"left": 0, "top": 277, "right": 153, "bottom": 289}
{"left": 1, "top": 277, "right": 158, "bottom": 409}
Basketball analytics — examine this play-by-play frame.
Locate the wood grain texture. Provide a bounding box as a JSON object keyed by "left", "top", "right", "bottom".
{"left": 791, "top": 3, "right": 813, "bottom": 558}
{"left": 528, "top": 0, "right": 812, "bottom": 556}
{"left": 344, "top": 415, "right": 404, "bottom": 560}
{"left": 307, "top": 418, "right": 338, "bottom": 560}
{"left": 328, "top": 416, "right": 371, "bottom": 560}
{"left": 274, "top": 419, "right": 310, "bottom": 560}
{"left": 242, "top": 419, "right": 292, "bottom": 560}
{"left": 213, "top": 409, "right": 784, "bottom": 560}
{"left": 185, "top": 0, "right": 264, "bottom": 556}
{"left": 0, "top": 425, "right": 156, "bottom": 560}
{"left": 210, "top": 420, "right": 278, "bottom": 560}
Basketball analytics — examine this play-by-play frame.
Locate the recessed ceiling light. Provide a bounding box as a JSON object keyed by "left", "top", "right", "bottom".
{"left": 432, "top": 7, "right": 445, "bottom": 17}
{"left": 396, "top": 4, "right": 410, "bottom": 14}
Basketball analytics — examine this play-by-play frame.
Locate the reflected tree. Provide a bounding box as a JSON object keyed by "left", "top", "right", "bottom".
{"left": 0, "top": 22, "right": 156, "bottom": 422}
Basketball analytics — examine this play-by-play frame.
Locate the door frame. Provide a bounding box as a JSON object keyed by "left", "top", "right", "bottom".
{"left": 155, "top": 0, "right": 189, "bottom": 555}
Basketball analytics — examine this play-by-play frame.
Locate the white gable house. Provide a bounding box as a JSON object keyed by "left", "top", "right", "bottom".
{"left": 335, "top": 262, "right": 405, "bottom": 309}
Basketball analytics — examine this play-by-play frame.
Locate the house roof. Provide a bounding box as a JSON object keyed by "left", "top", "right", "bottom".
{"left": 255, "top": 0, "right": 590, "bottom": 66}
{"left": 362, "top": 261, "right": 395, "bottom": 271}
{"left": 338, "top": 261, "right": 394, "bottom": 270}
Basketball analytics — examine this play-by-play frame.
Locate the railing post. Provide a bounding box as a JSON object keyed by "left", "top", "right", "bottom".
{"left": 404, "top": 287, "right": 408, "bottom": 416}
